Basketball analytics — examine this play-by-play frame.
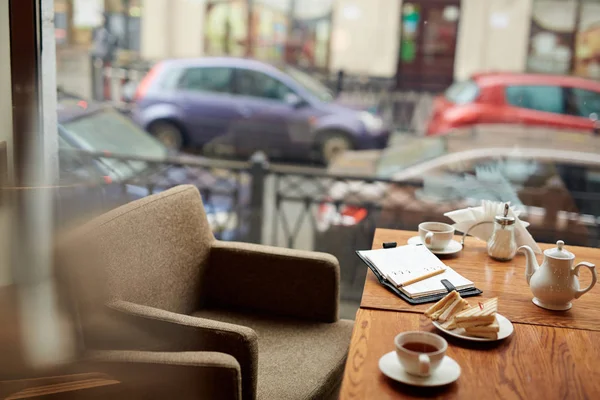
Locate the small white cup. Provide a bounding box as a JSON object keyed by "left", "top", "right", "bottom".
{"left": 395, "top": 331, "right": 447, "bottom": 377}
{"left": 418, "top": 222, "right": 455, "bottom": 251}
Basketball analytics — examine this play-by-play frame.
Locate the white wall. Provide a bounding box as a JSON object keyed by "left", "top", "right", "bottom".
{"left": 455, "top": 0, "right": 533, "bottom": 81}
{"left": 330, "top": 0, "right": 400, "bottom": 77}
{"left": 141, "top": 0, "right": 205, "bottom": 60}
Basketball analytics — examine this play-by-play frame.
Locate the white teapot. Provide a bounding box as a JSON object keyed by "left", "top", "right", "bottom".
{"left": 518, "top": 240, "right": 597, "bottom": 311}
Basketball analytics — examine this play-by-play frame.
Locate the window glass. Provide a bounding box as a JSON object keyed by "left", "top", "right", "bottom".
{"left": 180, "top": 67, "right": 233, "bottom": 93}
{"left": 568, "top": 88, "right": 600, "bottom": 118}
{"left": 235, "top": 69, "right": 294, "bottom": 101}
{"left": 445, "top": 80, "right": 479, "bottom": 104}
{"left": 62, "top": 109, "right": 166, "bottom": 179}
{"left": 505, "top": 85, "right": 565, "bottom": 114}
{"left": 282, "top": 66, "right": 334, "bottom": 102}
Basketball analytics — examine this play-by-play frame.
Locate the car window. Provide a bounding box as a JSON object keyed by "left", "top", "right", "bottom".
{"left": 445, "top": 80, "right": 479, "bottom": 104}
{"left": 179, "top": 67, "right": 233, "bottom": 93}
{"left": 505, "top": 85, "right": 565, "bottom": 114}
{"left": 567, "top": 88, "right": 600, "bottom": 118}
{"left": 235, "top": 69, "right": 294, "bottom": 101}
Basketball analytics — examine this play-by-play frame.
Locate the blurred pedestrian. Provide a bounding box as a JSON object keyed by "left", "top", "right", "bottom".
{"left": 91, "top": 12, "right": 118, "bottom": 63}
{"left": 90, "top": 12, "right": 118, "bottom": 101}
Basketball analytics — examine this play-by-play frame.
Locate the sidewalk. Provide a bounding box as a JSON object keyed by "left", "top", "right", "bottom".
{"left": 56, "top": 47, "right": 92, "bottom": 99}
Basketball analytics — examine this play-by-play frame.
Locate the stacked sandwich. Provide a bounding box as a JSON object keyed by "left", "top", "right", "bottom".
{"left": 425, "top": 291, "right": 500, "bottom": 339}
{"left": 451, "top": 297, "right": 498, "bottom": 339}
{"left": 424, "top": 290, "right": 469, "bottom": 324}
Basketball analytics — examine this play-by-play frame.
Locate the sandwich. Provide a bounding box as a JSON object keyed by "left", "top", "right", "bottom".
{"left": 424, "top": 291, "right": 469, "bottom": 322}
{"left": 454, "top": 298, "right": 498, "bottom": 328}
{"left": 464, "top": 319, "right": 499, "bottom": 339}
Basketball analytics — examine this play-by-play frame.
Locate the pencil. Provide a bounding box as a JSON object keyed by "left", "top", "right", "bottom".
{"left": 400, "top": 268, "right": 445, "bottom": 287}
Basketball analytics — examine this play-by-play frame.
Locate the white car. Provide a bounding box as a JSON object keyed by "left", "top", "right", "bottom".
{"left": 315, "top": 125, "right": 600, "bottom": 290}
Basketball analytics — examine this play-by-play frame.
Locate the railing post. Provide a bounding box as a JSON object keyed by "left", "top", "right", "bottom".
{"left": 90, "top": 56, "right": 104, "bottom": 102}
{"left": 247, "top": 151, "right": 269, "bottom": 244}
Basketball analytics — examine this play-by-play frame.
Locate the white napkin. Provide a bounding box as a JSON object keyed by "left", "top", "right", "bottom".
{"left": 444, "top": 200, "right": 542, "bottom": 254}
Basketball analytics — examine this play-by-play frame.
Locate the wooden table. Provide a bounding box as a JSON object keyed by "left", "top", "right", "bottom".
{"left": 340, "top": 229, "right": 600, "bottom": 399}
{"left": 361, "top": 229, "right": 600, "bottom": 331}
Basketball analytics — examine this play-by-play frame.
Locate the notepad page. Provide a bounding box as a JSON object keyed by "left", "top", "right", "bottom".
{"left": 399, "top": 267, "right": 474, "bottom": 298}
{"left": 358, "top": 245, "right": 447, "bottom": 286}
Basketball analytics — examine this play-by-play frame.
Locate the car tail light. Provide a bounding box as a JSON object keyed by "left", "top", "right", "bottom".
{"left": 135, "top": 62, "right": 163, "bottom": 101}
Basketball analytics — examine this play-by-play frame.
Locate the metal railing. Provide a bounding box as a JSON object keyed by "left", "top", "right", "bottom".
{"left": 55, "top": 150, "right": 600, "bottom": 301}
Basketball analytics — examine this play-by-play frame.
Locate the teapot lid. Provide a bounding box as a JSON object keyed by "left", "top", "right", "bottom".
{"left": 543, "top": 240, "right": 575, "bottom": 260}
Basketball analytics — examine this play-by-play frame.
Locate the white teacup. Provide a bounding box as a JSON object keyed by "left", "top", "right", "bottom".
{"left": 394, "top": 331, "right": 447, "bottom": 377}
{"left": 418, "top": 222, "right": 455, "bottom": 251}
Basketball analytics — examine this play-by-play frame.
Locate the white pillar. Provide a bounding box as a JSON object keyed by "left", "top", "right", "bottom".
{"left": 141, "top": 0, "right": 170, "bottom": 60}
{"left": 172, "top": 0, "right": 205, "bottom": 58}
{"left": 330, "top": 0, "right": 400, "bottom": 77}
{"left": 455, "top": 0, "right": 533, "bottom": 81}
{"left": 141, "top": 0, "right": 205, "bottom": 61}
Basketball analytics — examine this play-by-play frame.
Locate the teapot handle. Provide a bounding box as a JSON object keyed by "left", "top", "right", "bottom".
{"left": 573, "top": 262, "right": 597, "bottom": 299}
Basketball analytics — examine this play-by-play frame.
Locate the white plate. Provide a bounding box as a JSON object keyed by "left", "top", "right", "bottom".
{"left": 432, "top": 313, "right": 514, "bottom": 342}
{"left": 379, "top": 352, "right": 461, "bottom": 387}
{"left": 407, "top": 236, "right": 463, "bottom": 255}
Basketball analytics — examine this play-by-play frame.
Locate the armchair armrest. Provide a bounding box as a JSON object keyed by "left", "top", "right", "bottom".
{"left": 84, "top": 350, "right": 241, "bottom": 400}
{"left": 89, "top": 300, "right": 257, "bottom": 400}
{"left": 206, "top": 241, "right": 340, "bottom": 323}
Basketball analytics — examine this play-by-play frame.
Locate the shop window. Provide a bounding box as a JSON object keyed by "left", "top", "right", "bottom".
{"left": 528, "top": 0, "right": 600, "bottom": 79}
{"left": 527, "top": 0, "right": 577, "bottom": 75}
{"left": 574, "top": 1, "right": 600, "bottom": 78}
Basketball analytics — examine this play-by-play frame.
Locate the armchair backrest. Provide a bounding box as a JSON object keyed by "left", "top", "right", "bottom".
{"left": 57, "top": 185, "right": 214, "bottom": 316}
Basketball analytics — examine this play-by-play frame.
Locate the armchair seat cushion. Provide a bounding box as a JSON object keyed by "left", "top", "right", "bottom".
{"left": 192, "top": 309, "right": 353, "bottom": 400}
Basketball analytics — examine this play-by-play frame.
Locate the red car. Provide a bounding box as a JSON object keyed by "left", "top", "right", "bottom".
{"left": 427, "top": 72, "right": 600, "bottom": 136}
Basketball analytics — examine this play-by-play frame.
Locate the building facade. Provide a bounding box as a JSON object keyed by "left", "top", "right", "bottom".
{"left": 331, "top": 0, "right": 600, "bottom": 90}
{"left": 53, "top": 0, "right": 600, "bottom": 90}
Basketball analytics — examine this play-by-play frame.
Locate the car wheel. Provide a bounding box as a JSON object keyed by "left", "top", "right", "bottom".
{"left": 319, "top": 132, "right": 353, "bottom": 164}
{"left": 150, "top": 121, "right": 184, "bottom": 150}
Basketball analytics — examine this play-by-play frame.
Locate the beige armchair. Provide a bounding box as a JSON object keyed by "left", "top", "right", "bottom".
{"left": 57, "top": 185, "right": 353, "bottom": 400}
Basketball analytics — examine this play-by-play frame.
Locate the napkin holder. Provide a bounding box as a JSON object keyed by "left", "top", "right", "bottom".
{"left": 460, "top": 220, "right": 494, "bottom": 246}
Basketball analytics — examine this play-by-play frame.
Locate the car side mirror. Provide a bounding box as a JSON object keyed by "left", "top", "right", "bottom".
{"left": 284, "top": 93, "right": 304, "bottom": 108}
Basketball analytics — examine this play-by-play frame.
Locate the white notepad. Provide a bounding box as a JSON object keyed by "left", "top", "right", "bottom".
{"left": 358, "top": 244, "right": 474, "bottom": 298}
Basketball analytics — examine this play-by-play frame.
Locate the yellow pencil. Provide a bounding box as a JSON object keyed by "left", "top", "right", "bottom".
{"left": 400, "top": 268, "right": 446, "bottom": 287}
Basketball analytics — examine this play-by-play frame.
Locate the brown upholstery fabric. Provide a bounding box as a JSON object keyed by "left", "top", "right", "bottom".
{"left": 101, "top": 300, "right": 258, "bottom": 400}
{"left": 207, "top": 241, "right": 340, "bottom": 323}
{"left": 192, "top": 309, "right": 353, "bottom": 400}
{"left": 61, "top": 185, "right": 214, "bottom": 315}
{"left": 55, "top": 185, "right": 352, "bottom": 400}
{"left": 84, "top": 350, "right": 242, "bottom": 400}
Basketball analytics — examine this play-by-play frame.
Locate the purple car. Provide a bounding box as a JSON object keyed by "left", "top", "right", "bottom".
{"left": 130, "top": 58, "right": 390, "bottom": 163}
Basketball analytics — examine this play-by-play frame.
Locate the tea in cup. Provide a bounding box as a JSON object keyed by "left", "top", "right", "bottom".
{"left": 394, "top": 331, "right": 447, "bottom": 377}
{"left": 418, "top": 222, "right": 455, "bottom": 251}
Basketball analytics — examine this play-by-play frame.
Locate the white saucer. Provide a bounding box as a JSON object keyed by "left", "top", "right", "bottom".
{"left": 407, "top": 236, "right": 463, "bottom": 255}
{"left": 379, "top": 352, "right": 461, "bottom": 387}
{"left": 432, "top": 313, "right": 514, "bottom": 342}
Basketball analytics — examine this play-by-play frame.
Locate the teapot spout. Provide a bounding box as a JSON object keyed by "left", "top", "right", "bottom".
{"left": 518, "top": 245, "right": 538, "bottom": 285}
